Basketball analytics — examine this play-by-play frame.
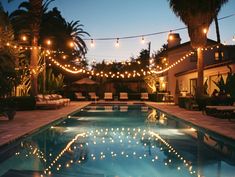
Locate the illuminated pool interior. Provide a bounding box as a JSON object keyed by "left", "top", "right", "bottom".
{"left": 0, "top": 104, "right": 235, "bottom": 177}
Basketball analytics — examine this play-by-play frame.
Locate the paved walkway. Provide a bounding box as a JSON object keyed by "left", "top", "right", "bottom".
{"left": 146, "top": 102, "right": 235, "bottom": 141}
{"left": 0, "top": 101, "right": 91, "bottom": 147}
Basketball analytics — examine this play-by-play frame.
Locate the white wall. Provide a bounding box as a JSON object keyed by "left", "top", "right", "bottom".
{"left": 177, "top": 64, "right": 235, "bottom": 95}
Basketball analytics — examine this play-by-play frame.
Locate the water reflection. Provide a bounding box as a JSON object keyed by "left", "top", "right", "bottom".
{"left": 0, "top": 106, "right": 235, "bottom": 177}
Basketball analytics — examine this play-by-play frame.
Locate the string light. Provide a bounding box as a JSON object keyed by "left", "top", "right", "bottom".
{"left": 233, "top": 36, "right": 235, "bottom": 42}
{"left": 46, "top": 39, "right": 52, "bottom": 46}
{"left": 152, "top": 44, "right": 220, "bottom": 75}
{"left": 203, "top": 28, "right": 208, "bottom": 34}
{"left": 21, "top": 35, "right": 27, "bottom": 41}
{"left": 115, "top": 38, "right": 120, "bottom": 47}
{"left": 48, "top": 56, "right": 150, "bottom": 77}
{"left": 48, "top": 57, "right": 82, "bottom": 74}
{"left": 90, "top": 39, "right": 95, "bottom": 47}
{"left": 141, "top": 36, "right": 145, "bottom": 44}
{"left": 4, "top": 36, "right": 224, "bottom": 78}
{"left": 62, "top": 55, "right": 67, "bottom": 59}
{"left": 69, "top": 41, "right": 74, "bottom": 48}
{"left": 81, "top": 13, "right": 235, "bottom": 42}
{"left": 168, "top": 34, "right": 173, "bottom": 41}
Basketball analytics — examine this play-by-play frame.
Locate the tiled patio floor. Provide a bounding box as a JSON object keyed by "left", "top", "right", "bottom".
{"left": 0, "top": 101, "right": 91, "bottom": 147}
{"left": 146, "top": 102, "right": 235, "bottom": 141}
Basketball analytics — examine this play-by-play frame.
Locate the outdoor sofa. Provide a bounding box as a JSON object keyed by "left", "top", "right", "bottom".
{"left": 205, "top": 103, "right": 235, "bottom": 119}
{"left": 36, "top": 94, "right": 70, "bottom": 109}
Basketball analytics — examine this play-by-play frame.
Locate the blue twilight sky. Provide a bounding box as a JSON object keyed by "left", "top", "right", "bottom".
{"left": 2, "top": 0, "right": 235, "bottom": 63}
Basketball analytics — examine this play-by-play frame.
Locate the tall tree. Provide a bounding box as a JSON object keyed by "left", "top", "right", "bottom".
{"left": 10, "top": 0, "right": 44, "bottom": 95}
{"left": 0, "top": 9, "right": 20, "bottom": 97}
{"left": 28, "top": 0, "right": 43, "bottom": 96}
{"left": 168, "top": 0, "right": 228, "bottom": 97}
{"left": 10, "top": 1, "right": 89, "bottom": 93}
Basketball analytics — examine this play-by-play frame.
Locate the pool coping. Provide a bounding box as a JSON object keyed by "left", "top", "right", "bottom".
{"left": 0, "top": 101, "right": 91, "bottom": 149}
{"left": 146, "top": 102, "right": 235, "bottom": 144}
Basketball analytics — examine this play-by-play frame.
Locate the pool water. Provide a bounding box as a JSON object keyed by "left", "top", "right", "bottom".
{"left": 0, "top": 104, "right": 235, "bottom": 177}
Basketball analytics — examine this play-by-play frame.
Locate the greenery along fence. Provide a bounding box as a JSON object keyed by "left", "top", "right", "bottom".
{"left": 178, "top": 96, "right": 234, "bottom": 110}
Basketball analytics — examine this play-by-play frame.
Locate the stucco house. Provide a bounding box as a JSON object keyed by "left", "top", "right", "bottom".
{"left": 155, "top": 33, "right": 235, "bottom": 98}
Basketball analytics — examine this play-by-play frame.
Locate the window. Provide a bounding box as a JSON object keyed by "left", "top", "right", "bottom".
{"left": 214, "top": 52, "right": 224, "bottom": 61}
{"left": 190, "top": 79, "right": 197, "bottom": 96}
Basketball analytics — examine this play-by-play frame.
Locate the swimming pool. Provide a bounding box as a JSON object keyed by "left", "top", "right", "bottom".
{"left": 0, "top": 104, "right": 235, "bottom": 177}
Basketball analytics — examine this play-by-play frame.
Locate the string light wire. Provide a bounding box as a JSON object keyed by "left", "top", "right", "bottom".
{"left": 82, "top": 13, "right": 235, "bottom": 41}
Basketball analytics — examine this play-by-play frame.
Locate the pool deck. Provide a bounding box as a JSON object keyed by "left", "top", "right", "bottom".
{"left": 146, "top": 102, "right": 235, "bottom": 141}
{"left": 1, "top": 101, "right": 235, "bottom": 148}
{"left": 0, "top": 101, "right": 91, "bottom": 147}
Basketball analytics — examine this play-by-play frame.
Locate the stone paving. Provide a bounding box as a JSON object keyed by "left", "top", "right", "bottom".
{"left": 146, "top": 102, "right": 235, "bottom": 141}
{"left": 0, "top": 101, "right": 91, "bottom": 147}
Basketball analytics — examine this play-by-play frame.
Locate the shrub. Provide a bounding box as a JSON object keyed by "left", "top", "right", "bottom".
{"left": 207, "top": 96, "right": 233, "bottom": 106}
{"left": 149, "top": 93, "right": 157, "bottom": 101}
{"left": 178, "top": 97, "right": 191, "bottom": 108}
{"left": 196, "top": 95, "right": 209, "bottom": 111}
{"left": 0, "top": 97, "right": 16, "bottom": 109}
{"left": 13, "top": 96, "right": 36, "bottom": 110}
{"left": 0, "top": 96, "right": 36, "bottom": 111}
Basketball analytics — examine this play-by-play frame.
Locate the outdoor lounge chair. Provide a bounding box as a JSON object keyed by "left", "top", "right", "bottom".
{"left": 104, "top": 92, "right": 113, "bottom": 100}
{"left": 140, "top": 93, "right": 149, "bottom": 100}
{"left": 119, "top": 92, "right": 128, "bottom": 100}
{"left": 75, "top": 92, "right": 86, "bottom": 100}
{"left": 205, "top": 104, "right": 235, "bottom": 119}
{"left": 88, "top": 92, "right": 99, "bottom": 100}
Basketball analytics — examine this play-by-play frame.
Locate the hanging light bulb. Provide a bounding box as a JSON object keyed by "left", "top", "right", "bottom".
{"left": 69, "top": 41, "right": 75, "bottom": 48}
{"left": 90, "top": 39, "right": 95, "bottom": 47}
{"left": 203, "top": 28, "right": 208, "bottom": 34}
{"left": 232, "top": 36, "right": 235, "bottom": 42}
{"left": 46, "top": 39, "right": 52, "bottom": 46}
{"left": 141, "top": 36, "right": 145, "bottom": 44}
{"left": 168, "top": 32, "right": 173, "bottom": 41}
{"left": 21, "top": 35, "right": 27, "bottom": 41}
{"left": 115, "top": 38, "right": 120, "bottom": 47}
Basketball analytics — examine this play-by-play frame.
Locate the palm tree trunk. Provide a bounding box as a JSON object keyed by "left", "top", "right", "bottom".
{"left": 215, "top": 16, "right": 221, "bottom": 43}
{"left": 197, "top": 48, "right": 204, "bottom": 97}
{"left": 215, "top": 16, "right": 223, "bottom": 61}
{"left": 30, "top": 35, "right": 39, "bottom": 96}
{"left": 29, "top": 0, "right": 43, "bottom": 96}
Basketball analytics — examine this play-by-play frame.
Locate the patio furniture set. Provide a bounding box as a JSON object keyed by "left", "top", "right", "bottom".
{"left": 75, "top": 92, "right": 149, "bottom": 101}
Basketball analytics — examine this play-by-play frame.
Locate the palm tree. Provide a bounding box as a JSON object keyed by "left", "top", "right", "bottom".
{"left": 168, "top": 0, "right": 228, "bottom": 97}
{"left": 10, "top": 1, "right": 89, "bottom": 93}
{"left": 11, "top": 3, "right": 89, "bottom": 65}
{"left": 65, "top": 21, "right": 89, "bottom": 57}
{"left": 0, "top": 9, "right": 20, "bottom": 97}
{"left": 10, "top": 0, "right": 45, "bottom": 95}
